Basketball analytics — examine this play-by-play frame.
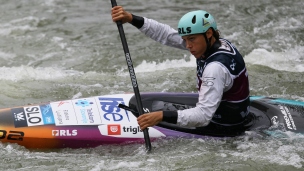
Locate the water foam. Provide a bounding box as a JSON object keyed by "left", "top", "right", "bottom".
{"left": 0, "top": 66, "right": 83, "bottom": 81}
{"left": 0, "top": 16, "right": 39, "bottom": 36}
{"left": 245, "top": 47, "right": 304, "bottom": 72}
{"left": 228, "top": 132, "right": 304, "bottom": 169}
{"left": 134, "top": 54, "right": 196, "bottom": 73}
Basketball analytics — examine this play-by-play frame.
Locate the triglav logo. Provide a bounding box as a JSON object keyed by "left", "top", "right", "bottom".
{"left": 52, "top": 130, "right": 77, "bottom": 136}
{"left": 123, "top": 126, "right": 142, "bottom": 134}
{"left": 107, "top": 124, "right": 121, "bottom": 135}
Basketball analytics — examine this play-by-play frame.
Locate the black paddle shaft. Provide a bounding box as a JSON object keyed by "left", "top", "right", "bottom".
{"left": 110, "top": 0, "right": 152, "bottom": 152}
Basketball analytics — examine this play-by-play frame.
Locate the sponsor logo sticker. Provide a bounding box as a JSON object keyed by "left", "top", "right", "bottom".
{"left": 98, "top": 97, "right": 130, "bottom": 123}
{"left": 51, "top": 100, "right": 78, "bottom": 125}
{"left": 123, "top": 126, "right": 142, "bottom": 134}
{"left": 52, "top": 129, "right": 78, "bottom": 136}
{"left": 12, "top": 108, "right": 28, "bottom": 127}
{"left": 75, "top": 99, "right": 93, "bottom": 107}
{"left": 107, "top": 124, "right": 121, "bottom": 135}
{"left": 40, "top": 104, "right": 55, "bottom": 125}
{"left": 99, "top": 124, "right": 165, "bottom": 138}
{"left": 73, "top": 98, "right": 102, "bottom": 125}
{"left": 271, "top": 116, "right": 279, "bottom": 125}
{"left": 12, "top": 105, "right": 55, "bottom": 127}
{"left": 279, "top": 105, "right": 296, "bottom": 130}
{"left": 24, "top": 106, "right": 44, "bottom": 126}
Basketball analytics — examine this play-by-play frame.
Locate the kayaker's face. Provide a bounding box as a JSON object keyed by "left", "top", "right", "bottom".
{"left": 182, "top": 34, "right": 207, "bottom": 58}
{"left": 182, "top": 29, "right": 213, "bottom": 58}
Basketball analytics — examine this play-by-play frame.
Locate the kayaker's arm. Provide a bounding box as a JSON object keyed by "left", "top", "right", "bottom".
{"left": 129, "top": 14, "right": 144, "bottom": 29}
{"left": 177, "top": 63, "right": 230, "bottom": 127}
{"left": 128, "top": 14, "right": 186, "bottom": 50}
{"left": 137, "top": 17, "right": 187, "bottom": 50}
{"left": 137, "top": 63, "right": 230, "bottom": 129}
{"left": 137, "top": 64, "right": 232, "bottom": 130}
{"left": 137, "top": 110, "right": 178, "bottom": 130}
{"left": 162, "top": 111, "right": 178, "bottom": 124}
{"left": 111, "top": 6, "right": 186, "bottom": 50}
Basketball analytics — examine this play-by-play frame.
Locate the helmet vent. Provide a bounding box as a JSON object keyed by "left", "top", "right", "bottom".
{"left": 192, "top": 15, "right": 196, "bottom": 24}
{"left": 205, "top": 13, "right": 209, "bottom": 18}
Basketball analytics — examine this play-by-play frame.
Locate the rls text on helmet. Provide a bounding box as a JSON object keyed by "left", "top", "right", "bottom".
{"left": 178, "top": 27, "right": 191, "bottom": 35}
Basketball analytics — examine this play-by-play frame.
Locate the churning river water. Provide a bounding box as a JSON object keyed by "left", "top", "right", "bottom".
{"left": 1, "top": 0, "right": 304, "bottom": 170}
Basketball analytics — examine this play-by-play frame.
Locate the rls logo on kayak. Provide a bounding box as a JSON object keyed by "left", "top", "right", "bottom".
{"left": 52, "top": 130, "right": 77, "bottom": 136}
{"left": 107, "top": 124, "right": 121, "bottom": 135}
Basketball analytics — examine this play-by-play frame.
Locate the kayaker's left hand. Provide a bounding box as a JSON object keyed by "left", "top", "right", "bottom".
{"left": 137, "top": 111, "right": 163, "bottom": 130}
{"left": 111, "top": 6, "right": 132, "bottom": 24}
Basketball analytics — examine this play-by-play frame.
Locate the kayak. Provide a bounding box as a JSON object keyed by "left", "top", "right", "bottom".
{"left": 0, "top": 92, "right": 303, "bottom": 149}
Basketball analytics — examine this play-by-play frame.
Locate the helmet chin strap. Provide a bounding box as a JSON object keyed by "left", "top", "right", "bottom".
{"left": 202, "top": 33, "right": 212, "bottom": 57}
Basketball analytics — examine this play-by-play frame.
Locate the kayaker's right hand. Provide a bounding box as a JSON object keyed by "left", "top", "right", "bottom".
{"left": 111, "top": 6, "right": 133, "bottom": 24}
{"left": 137, "top": 111, "right": 163, "bottom": 130}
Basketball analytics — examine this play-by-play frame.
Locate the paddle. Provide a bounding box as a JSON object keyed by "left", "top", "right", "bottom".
{"left": 110, "top": 0, "right": 152, "bottom": 152}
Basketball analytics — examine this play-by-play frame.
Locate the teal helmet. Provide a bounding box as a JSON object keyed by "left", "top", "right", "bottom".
{"left": 178, "top": 10, "right": 217, "bottom": 36}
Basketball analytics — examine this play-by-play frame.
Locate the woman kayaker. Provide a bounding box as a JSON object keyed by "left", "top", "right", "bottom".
{"left": 111, "top": 6, "right": 250, "bottom": 131}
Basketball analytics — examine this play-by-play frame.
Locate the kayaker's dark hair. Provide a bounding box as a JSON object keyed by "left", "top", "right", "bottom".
{"left": 212, "top": 28, "right": 220, "bottom": 40}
